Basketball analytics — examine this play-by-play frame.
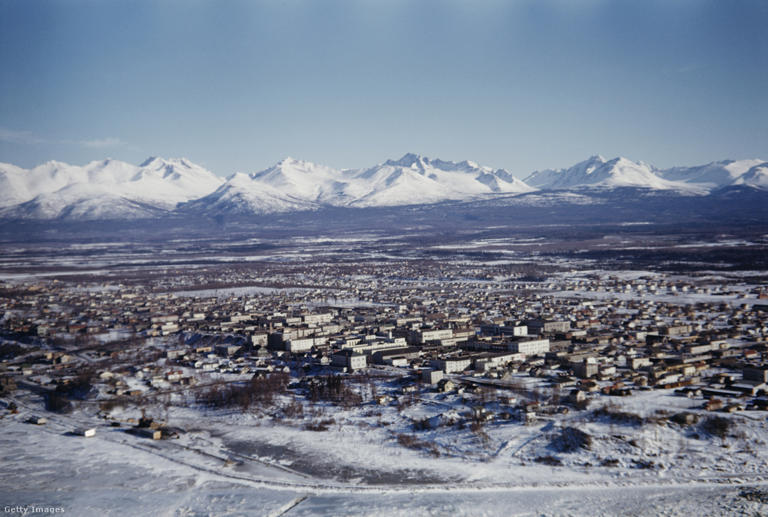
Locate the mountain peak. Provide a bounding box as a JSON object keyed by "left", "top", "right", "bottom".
{"left": 4, "top": 153, "right": 765, "bottom": 220}
{"left": 385, "top": 153, "right": 426, "bottom": 168}
{"left": 276, "top": 156, "right": 299, "bottom": 166}
{"left": 525, "top": 155, "right": 682, "bottom": 190}
{"left": 41, "top": 159, "right": 70, "bottom": 168}
{"left": 140, "top": 156, "right": 198, "bottom": 169}
{"left": 139, "top": 156, "right": 163, "bottom": 167}
{"left": 226, "top": 171, "right": 254, "bottom": 184}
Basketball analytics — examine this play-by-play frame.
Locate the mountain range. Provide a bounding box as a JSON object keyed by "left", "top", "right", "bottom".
{"left": 0, "top": 153, "right": 766, "bottom": 220}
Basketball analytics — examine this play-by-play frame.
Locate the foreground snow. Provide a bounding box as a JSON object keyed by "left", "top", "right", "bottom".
{"left": 1, "top": 414, "right": 765, "bottom": 516}
{"left": 3, "top": 381, "right": 768, "bottom": 516}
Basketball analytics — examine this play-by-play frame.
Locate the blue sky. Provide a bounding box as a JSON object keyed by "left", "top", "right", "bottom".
{"left": 1, "top": 0, "right": 766, "bottom": 177}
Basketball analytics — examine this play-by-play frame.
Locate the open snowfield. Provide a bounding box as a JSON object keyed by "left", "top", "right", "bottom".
{"left": 3, "top": 381, "right": 768, "bottom": 516}
{"left": 1, "top": 414, "right": 766, "bottom": 516}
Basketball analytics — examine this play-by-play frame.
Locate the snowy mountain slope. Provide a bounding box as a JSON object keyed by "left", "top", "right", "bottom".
{"left": 0, "top": 160, "right": 95, "bottom": 207}
{"left": 0, "top": 157, "right": 223, "bottom": 213}
{"left": 346, "top": 161, "right": 465, "bottom": 207}
{"left": 524, "top": 155, "right": 699, "bottom": 191}
{"left": 658, "top": 159, "right": 765, "bottom": 189}
{"left": 0, "top": 184, "right": 171, "bottom": 220}
{"left": 248, "top": 157, "right": 355, "bottom": 205}
{"left": 184, "top": 153, "right": 536, "bottom": 214}
{"left": 344, "top": 153, "right": 534, "bottom": 206}
{"left": 127, "top": 157, "right": 225, "bottom": 205}
{"left": 731, "top": 162, "right": 768, "bottom": 189}
{"left": 1, "top": 153, "right": 766, "bottom": 220}
{"left": 0, "top": 162, "right": 33, "bottom": 207}
{"left": 179, "top": 172, "right": 320, "bottom": 216}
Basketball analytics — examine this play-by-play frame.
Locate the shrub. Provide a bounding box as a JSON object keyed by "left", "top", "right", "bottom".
{"left": 740, "top": 488, "right": 768, "bottom": 503}
{"left": 551, "top": 427, "right": 592, "bottom": 452}
{"left": 413, "top": 418, "right": 433, "bottom": 431}
{"left": 632, "top": 459, "right": 655, "bottom": 469}
{"left": 396, "top": 433, "right": 440, "bottom": 457}
{"left": 397, "top": 433, "right": 419, "bottom": 448}
{"left": 592, "top": 404, "right": 645, "bottom": 425}
{"left": 99, "top": 398, "right": 128, "bottom": 412}
{"left": 306, "top": 375, "right": 363, "bottom": 408}
{"left": 282, "top": 400, "right": 304, "bottom": 418}
{"left": 195, "top": 373, "right": 289, "bottom": 410}
{"left": 469, "top": 421, "right": 485, "bottom": 433}
{"left": 0, "top": 343, "right": 26, "bottom": 359}
{"left": 304, "top": 418, "right": 335, "bottom": 431}
{"left": 670, "top": 412, "right": 699, "bottom": 426}
{"left": 574, "top": 398, "right": 591, "bottom": 410}
{"left": 534, "top": 455, "right": 562, "bottom": 466}
{"left": 45, "top": 392, "right": 72, "bottom": 413}
{"left": 56, "top": 371, "right": 95, "bottom": 400}
{"left": 702, "top": 416, "right": 733, "bottom": 440}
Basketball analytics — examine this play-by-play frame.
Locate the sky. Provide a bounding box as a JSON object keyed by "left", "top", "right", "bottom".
{"left": 1, "top": 0, "right": 766, "bottom": 178}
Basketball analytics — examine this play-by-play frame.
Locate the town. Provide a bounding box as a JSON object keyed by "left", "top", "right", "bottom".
{"left": 3, "top": 255, "right": 768, "bottom": 434}
{"left": 2, "top": 231, "right": 768, "bottom": 514}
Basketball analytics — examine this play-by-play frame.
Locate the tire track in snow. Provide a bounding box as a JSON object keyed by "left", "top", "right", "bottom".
{"left": 268, "top": 495, "right": 308, "bottom": 517}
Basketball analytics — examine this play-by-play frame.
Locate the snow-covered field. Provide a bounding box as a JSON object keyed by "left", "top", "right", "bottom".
{"left": 3, "top": 382, "right": 768, "bottom": 516}
{"left": 1, "top": 414, "right": 765, "bottom": 516}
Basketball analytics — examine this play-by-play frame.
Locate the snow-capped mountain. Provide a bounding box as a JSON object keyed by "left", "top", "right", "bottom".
{"left": 247, "top": 157, "right": 354, "bottom": 205}
{"left": 181, "top": 171, "right": 320, "bottom": 216}
{"left": 345, "top": 153, "right": 533, "bottom": 207}
{"left": 0, "top": 153, "right": 766, "bottom": 220}
{"left": 658, "top": 159, "right": 766, "bottom": 189}
{"left": 180, "top": 153, "right": 535, "bottom": 216}
{"left": 7, "top": 185, "right": 169, "bottom": 220}
{"left": 524, "top": 155, "right": 696, "bottom": 191}
{"left": 525, "top": 155, "right": 768, "bottom": 193}
{"left": 256, "top": 153, "right": 534, "bottom": 206}
{"left": 0, "top": 157, "right": 223, "bottom": 219}
{"left": 731, "top": 162, "right": 768, "bottom": 189}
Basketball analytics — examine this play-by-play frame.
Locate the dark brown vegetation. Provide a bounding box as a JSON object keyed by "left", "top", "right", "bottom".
{"left": 551, "top": 427, "right": 592, "bottom": 452}
{"left": 195, "top": 372, "right": 289, "bottom": 410}
{"left": 304, "top": 418, "right": 336, "bottom": 431}
{"left": 306, "top": 375, "right": 363, "bottom": 408}
{"left": 396, "top": 433, "right": 440, "bottom": 457}
{"left": 534, "top": 455, "right": 562, "bottom": 466}
{"left": 45, "top": 392, "right": 72, "bottom": 413}
{"left": 701, "top": 416, "right": 734, "bottom": 440}
{"left": 591, "top": 403, "right": 667, "bottom": 426}
{"left": 55, "top": 369, "right": 96, "bottom": 400}
{"left": 0, "top": 343, "right": 27, "bottom": 359}
{"left": 670, "top": 412, "right": 700, "bottom": 426}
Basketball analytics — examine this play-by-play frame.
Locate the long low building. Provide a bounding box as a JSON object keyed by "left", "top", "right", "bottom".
{"left": 508, "top": 338, "right": 550, "bottom": 355}
{"left": 430, "top": 356, "right": 472, "bottom": 374}
{"left": 473, "top": 351, "right": 525, "bottom": 371}
{"left": 409, "top": 328, "right": 454, "bottom": 345}
{"left": 371, "top": 347, "right": 421, "bottom": 365}
{"left": 285, "top": 336, "right": 328, "bottom": 353}
{"left": 331, "top": 350, "right": 367, "bottom": 371}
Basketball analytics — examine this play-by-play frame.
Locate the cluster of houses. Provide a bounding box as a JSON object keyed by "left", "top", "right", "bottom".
{"left": 2, "top": 268, "right": 768, "bottom": 416}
